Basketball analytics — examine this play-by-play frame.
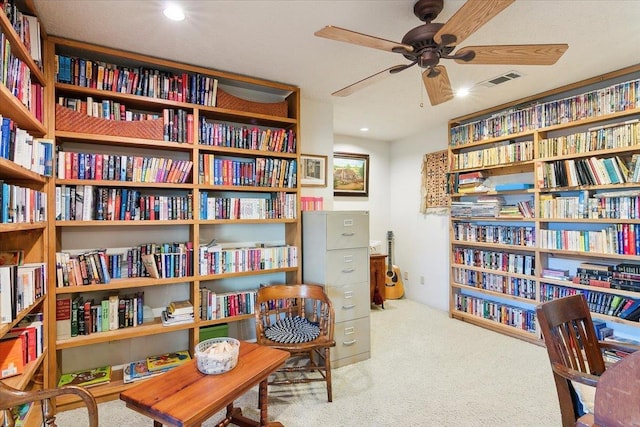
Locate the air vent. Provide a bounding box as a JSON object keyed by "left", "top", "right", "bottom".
{"left": 479, "top": 70, "right": 523, "bottom": 88}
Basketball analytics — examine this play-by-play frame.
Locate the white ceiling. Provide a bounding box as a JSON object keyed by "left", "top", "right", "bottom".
{"left": 32, "top": 0, "right": 640, "bottom": 143}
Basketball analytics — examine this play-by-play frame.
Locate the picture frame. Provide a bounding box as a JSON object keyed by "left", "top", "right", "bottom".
{"left": 333, "top": 152, "right": 369, "bottom": 197}
{"left": 300, "top": 154, "right": 328, "bottom": 187}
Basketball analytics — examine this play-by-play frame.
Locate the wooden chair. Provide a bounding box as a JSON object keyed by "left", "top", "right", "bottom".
{"left": 536, "top": 294, "right": 639, "bottom": 427}
{"left": 0, "top": 381, "right": 98, "bottom": 427}
{"left": 576, "top": 351, "right": 640, "bottom": 427}
{"left": 255, "top": 284, "right": 335, "bottom": 402}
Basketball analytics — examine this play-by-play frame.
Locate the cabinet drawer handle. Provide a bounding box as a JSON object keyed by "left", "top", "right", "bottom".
{"left": 342, "top": 304, "right": 356, "bottom": 309}
{"left": 343, "top": 339, "right": 357, "bottom": 346}
{"left": 341, "top": 232, "right": 355, "bottom": 236}
{"left": 341, "top": 268, "right": 355, "bottom": 273}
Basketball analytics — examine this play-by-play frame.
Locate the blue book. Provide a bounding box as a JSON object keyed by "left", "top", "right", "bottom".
{"left": 619, "top": 299, "right": 640, "bottom": 319}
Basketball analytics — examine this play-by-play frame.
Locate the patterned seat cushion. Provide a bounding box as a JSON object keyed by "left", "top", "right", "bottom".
{"left": 265, "top": 316, "right": 320, "bottom": 343}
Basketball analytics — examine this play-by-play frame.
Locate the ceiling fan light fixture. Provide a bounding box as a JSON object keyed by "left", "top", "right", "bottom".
{"left": 163, "top": 3, "right": 185, "bottom": 21}
{"left": 455, "top": 87, "right": 470, "bottom": 98}
{"left": 360, "top": 127, "right": 369, "bottom": 132}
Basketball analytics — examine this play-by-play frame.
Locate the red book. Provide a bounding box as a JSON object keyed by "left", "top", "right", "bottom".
{"left": 95, "top": 154, "right": 103, "bottom": 181}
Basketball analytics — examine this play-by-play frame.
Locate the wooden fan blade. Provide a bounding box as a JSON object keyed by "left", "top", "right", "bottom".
{"left": 422, "top": 65, "right": 454, "bottom": 106}
{"left": 434, "top": 0, "right": 515, "bottom": 46}
{"left": 332, "top": 66, "right": 404, "bottom": 97}
{"left": 315, "top": 26, "right": 414, "bottom": 53}
{"left": 455, "top": 44, "right": 569, "bottom": 65}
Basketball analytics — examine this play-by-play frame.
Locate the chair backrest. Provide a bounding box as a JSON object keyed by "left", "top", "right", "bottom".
{"left": 537, "top": 294, "right": 605, "bottom": 376}
{"left": 0, "top": 382, "right": 98, "bottom": 427}
{"left": 536, "top": 294, "right": 605, "bottom": 427}
{"left": 255, "top": 284, "right": 334, "bottom": 343}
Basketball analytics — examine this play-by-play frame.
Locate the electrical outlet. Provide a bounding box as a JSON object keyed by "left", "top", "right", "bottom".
{"left": 403, "top": 271, "right": 408, "bottom": 281}
{"left": 420, "top": 276, "right": 425, "bottom": 285}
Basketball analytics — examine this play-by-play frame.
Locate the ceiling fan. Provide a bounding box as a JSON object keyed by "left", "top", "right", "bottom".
{"left": 315, "top": 0, "right": 568, "bottom": 106}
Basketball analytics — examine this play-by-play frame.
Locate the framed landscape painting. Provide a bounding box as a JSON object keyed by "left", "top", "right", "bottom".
{"left": 333, "top": 152, "right": 369, "bottom": 197}
{"left": 300, "top": 154, "right": 327, "bottom": 187}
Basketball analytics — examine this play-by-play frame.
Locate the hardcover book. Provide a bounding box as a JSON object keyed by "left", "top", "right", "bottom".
{"left": 146, "top": 350, "right": 191, "bottom": 372}
{"left": 57, "top": 365, "right": 112, "bottom": 388}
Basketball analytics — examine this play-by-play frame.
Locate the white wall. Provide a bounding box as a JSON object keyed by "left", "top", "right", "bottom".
{"left": 299, "top": 97, "right": 335, "bottom": 210}
{"left": 333, "top": 135, "right": 390, "bottom": 247}
{"left": 389, "top": 125, "right": 451, "bottom": 312}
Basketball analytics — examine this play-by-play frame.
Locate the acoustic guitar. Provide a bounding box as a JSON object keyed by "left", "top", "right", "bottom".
{"left": 384, "top": 231, "right": 404, "bottom": 299}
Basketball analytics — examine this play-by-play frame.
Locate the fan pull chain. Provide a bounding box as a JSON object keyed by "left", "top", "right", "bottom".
{"left": 419, "top": 74, "right": 424, "bottom": 108}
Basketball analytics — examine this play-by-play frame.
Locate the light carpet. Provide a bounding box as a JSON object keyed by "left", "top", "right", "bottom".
{"left": 55, "top": 298, "right": 562, "bottom": 426}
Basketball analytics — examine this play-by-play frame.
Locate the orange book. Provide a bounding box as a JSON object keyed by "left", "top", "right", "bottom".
{"left": 0, "top": 336, "right": 26, "bottom": 379}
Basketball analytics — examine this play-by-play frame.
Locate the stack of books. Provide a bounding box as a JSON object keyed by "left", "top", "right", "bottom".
{"left": 161, "top": 300, "right": 194, "bottom": 326}
{"left": 123, "top": 350, "right": 191, "bottom": 383}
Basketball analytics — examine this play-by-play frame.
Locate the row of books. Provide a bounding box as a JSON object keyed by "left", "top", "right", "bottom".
{"left": 198, "top": 244, "right": 298, "bottom": 275}
{"left": 56, "top": 293, "right": 145, "bottom": 340}
{"left": 540, "top": 191, "right": 640, "bottom": 220}
{"left": 538, "top": 155, "right": 634, "bottom": 189}
{"left": 452, "top": 223, "right": 535, "bottom": 247}
{"left": 58, "top": 96, "right": 160, "bottom": 121}
{"left": 57, "top": 350, "right": 192, "bottom": 387}
{"left": 140, "top": 243, "right": 195, "bottom": 279}
{"left": 55, "top": 185, "right": 194, "bottom": 221}
{"left": 538, "top": 119, "right": 640, "bottom": 158}
{"left": 539, "top": 225, "right": 640, "bottom": 256}
{"left": 200, "top": 288, "right": 256, "bottom": 321}
{"left": 0, "top": 32, "right": 42, "bottom": 115}
{"left": 300, "top": 196, "right": 324, "bottom": 211}
{"left": 453, "top": 267, "right": 536, "bottom": 300}
{"left": 574, "top": 262, "right": 640, "bottom": 291}
{"left": 55, "top": 249, "right": 111, "bottom": 287}
{"left": 0, "top": 117, "right": 53, "bottom": 176}
{"left": 0, "top": 262, "right": 46, "bottom": 324}
{"left": 55, "top": 242, "right": 195, "bottom": 287}
{"left": 4, "top": 0, "right": 41, "bottom": 65}
{"left": 55, "top": 54, "right": 219, "bottom": 107}
{"left": 200, "top": 119, "right": 296, "bottom": 153}
{"left": 57, "top": 150, "right": 194, "bottom": 184}
{"left": 199, "top": 193, "right": 297, "bottom": 220}
{"left": 453, "top": 248, "right": 535, "bottom": 276}
{"left": 451, "top": 139, "right": 534, "bottom": 170}
{"left": 1, "top": 181, "right": 47, "bottom": 224}
{"left": 450, "top": 78, "right": 640, "bottom": 145}
{"left": 450, "top": 196, "right": 505, "bottom": 218}
{"left": 454, "top": 293, "right": 537, "bottom": 333}
{"left": 199, "top": 154, "right": 297, "bottom": 188}
{"left": 0, "top": 312, "right": 44, "bottom": 380}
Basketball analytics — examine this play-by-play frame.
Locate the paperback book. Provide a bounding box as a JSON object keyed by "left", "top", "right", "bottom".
{"left": 146, "top": 350, "right": 191, "bottom": 372}
{"left": 123, "top": 359, "right": 172, "bottom": 383}
{"left": 57, "top": 365, "right": 112, "bottom": 388}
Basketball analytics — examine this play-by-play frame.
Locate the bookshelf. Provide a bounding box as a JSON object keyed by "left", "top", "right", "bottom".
{"left": 0, "top": 1, "right": 49, "bottom": 425}
{"left": 448, "top": 64, "right": 640, "bottom": 344}
{"left": 44, "top": 36, "right": 300, "bottom": 409}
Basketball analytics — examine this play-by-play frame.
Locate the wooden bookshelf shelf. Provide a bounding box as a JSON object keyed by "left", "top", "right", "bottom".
{"left": 449, "top": 64, "right": 640, "bottom": 344}
{"left": 45, "top": 35, "right": 301, "bottom": 408}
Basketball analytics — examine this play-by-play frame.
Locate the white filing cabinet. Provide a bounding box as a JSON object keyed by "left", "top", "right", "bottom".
{"left": 302, "top": 211, "right": 370, "bottom": 368}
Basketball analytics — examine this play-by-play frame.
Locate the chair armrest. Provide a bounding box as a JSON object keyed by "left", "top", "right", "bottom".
{"left": 551, "top": 362, "right": 599, "bottom": 387}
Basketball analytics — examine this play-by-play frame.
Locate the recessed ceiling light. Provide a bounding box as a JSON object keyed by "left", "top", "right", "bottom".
{"left": 456, "top": 87, "right": 470, "bottom": 98}
{"left": 360, "top": 127, "right": 369, "bottom": 132}
{"left": 163, "top": 3, "right": 185, "bottom": 21}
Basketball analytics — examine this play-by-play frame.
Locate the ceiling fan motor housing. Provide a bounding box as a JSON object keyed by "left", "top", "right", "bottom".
{"left": 413, "top": 0, "right": 444, "bottom": 22}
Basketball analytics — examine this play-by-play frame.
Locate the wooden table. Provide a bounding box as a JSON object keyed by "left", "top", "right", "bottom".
{"left": 370, "top": 254, "right": 387, "bottom": 308}
{"left": 120, "top": 342, "right": 289, "bottom": 427}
